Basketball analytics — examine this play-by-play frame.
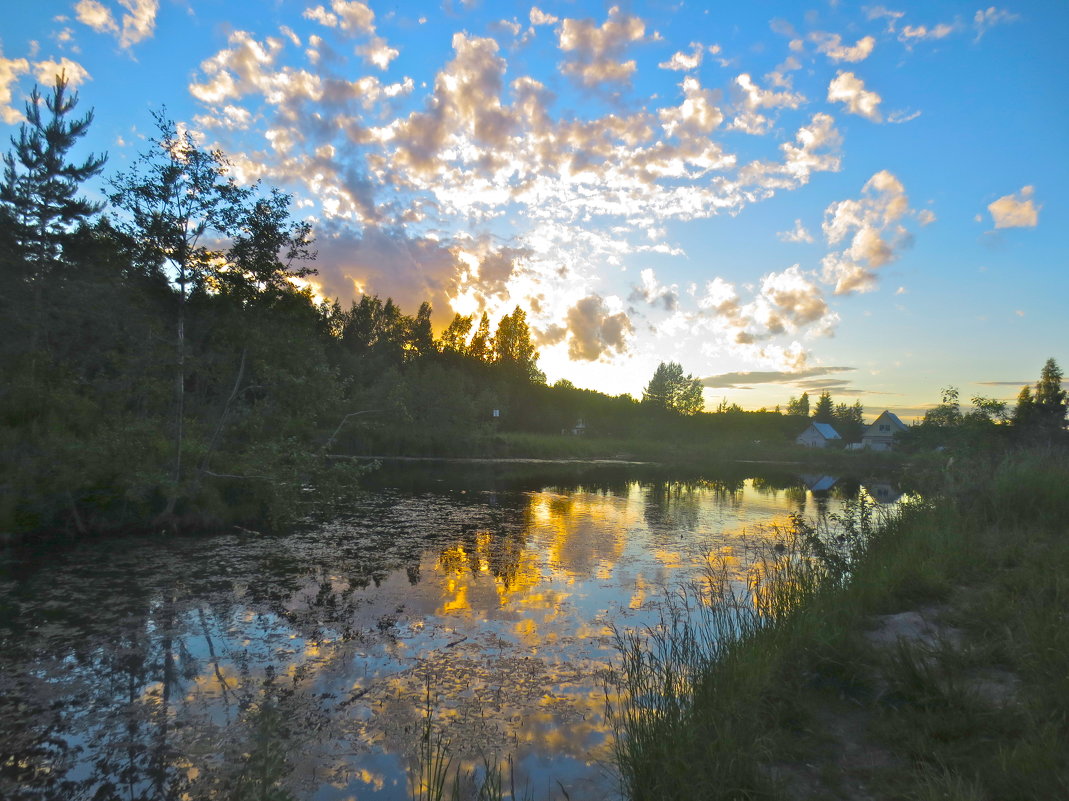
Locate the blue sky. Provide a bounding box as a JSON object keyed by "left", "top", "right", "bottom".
{"left": 2, "top": 1, "right": 1065, "bottom": 418}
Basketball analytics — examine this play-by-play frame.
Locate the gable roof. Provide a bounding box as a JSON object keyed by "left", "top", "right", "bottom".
{"left": 810, "top": 422, "right": 841, "bottom": 439}
{"left": 866, "top": 410, "right": 908, "bottom": 432}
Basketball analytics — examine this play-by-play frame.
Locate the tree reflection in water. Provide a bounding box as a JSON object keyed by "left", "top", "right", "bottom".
{"left": 0, "top": 467, "right": 913, "bottom": 800}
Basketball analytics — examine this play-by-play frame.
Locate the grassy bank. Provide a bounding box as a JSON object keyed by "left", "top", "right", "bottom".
{"left": 610, "top": 446, "right": 1069, "bottom": 800}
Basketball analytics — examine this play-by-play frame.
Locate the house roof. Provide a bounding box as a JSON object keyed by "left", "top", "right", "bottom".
{"left": 810, "top": 422, "right": 841, "bottom": 439}
{"left": 866, "top": 410, "right": 908, "bottom": 432}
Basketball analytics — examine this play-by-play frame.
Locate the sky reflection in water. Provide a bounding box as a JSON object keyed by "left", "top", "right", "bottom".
{"left": 0, "top": 470, "right": 890, "bottom": 800}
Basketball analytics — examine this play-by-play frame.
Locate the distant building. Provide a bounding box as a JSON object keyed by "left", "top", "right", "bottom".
{"left": 572, "top": 418, "right": 587, "bottom": 436}
{"left": 796, "top": 422, "right": 842, "bottom": 448}
{"left": 861, "top": 410, "right": 908, "bottom": 451}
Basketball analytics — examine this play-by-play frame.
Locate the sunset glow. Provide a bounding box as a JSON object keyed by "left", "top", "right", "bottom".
{"left": 3, "top": 1, "right": 1065, "bottom": 417}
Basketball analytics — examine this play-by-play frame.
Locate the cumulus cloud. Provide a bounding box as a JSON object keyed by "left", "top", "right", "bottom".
{"left": 988, "top": 186, "right": 1039, "bottom": 229}
{"left": 182, "top": 12, "right": 849, "bottom": 368}
{"left": 629, "top": 268, "right": 678, "bottom": 311}
{"left": 753, "top": 266, "right": 838, "bottom": 336}
{"left": 311, "top": 222, "right": 465, "bottom": 315}
{"left": 821, "top": 170, "right": 924, "bottom": 294}
{"left": 827, "top": 71, "right": 882, "bottom": 121}
{"left": 658, "top": 75, "right": 723, "bottom": 137}
{"left": 778, "top": 219, "right": 814, "bottom": 243}
{"left": 696, "top": 266, "right": 837, "bottom": 347}
{"left": 728, "top": 72, "right": 805, "bottom": 133}
{"left": 659, "top": 43, "right": 703, "bottom": 71}
{"left": 74, "top": 0, "right": 157, "bottom": 50}
{"left": 739, "top": 112, "right": 842, "bottom": 187}
{"left": 558, "top": 6, "right": 647, "bottom": 87}
{"left": 529, "top": 7, "right": 558, "bottom": 26}
{"left": 303, "top": 0, "right": 398, "bottom": 68}
{"left": 541, "top": 295, "right": 633, "bottom": 361}
{"left": 809, "top": 32, "right": 875, "bottom": 62}
{"left": 0, "top": 49, "right": 93, "bottom": 124}
{"left": 32, "top": 57, "right": 90, "bottom": 87}
{"left": 0, "top": 49, "right": 30, "bottom": 124}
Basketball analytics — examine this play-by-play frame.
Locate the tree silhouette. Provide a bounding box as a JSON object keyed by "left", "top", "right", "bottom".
{"left": 1, "top": 73, "right": 107, "bottom": 356}
{"left": 109, "top": 113, "right": 250, "bottom": 523}
{"left": 643, "top": 361, "right": 704, "bottom": 415}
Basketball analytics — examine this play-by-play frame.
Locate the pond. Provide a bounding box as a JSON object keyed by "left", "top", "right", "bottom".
{"left": 0, "top": 464, "right": 911, "bottom": 801}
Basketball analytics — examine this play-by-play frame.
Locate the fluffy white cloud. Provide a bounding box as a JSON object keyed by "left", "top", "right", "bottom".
{"left": 821, "top": 170, "right": 922, "bottom": 294}
{"left": 988, "top": 186, "right": 1039, "bottom": 229}
{"left": 183, "top": 13, "right": 850, "bottom": 374}
{"left": 728, "top": 72, "right": 805, "bottom": 134}
{"left": 529, "top": 7, "right": 558, "bottom": 26}
{"left": 827, "top": 71, "right": 882, "bottom": 121}
{"left": 735, "top": 72, "right": 804, "bottom": 109}
{"left": 696, "top": 265, "right": 836, "bottom": 347}
{"left": 74, "top": 0, "right": 117, "bottom": 34}
{"left": 809, "top": 32, "right": 875, "bottom": 62}
{"left": 659, "top": 44, "right": 703, "bottom": 71}
{"left": 303, "top": 0, "right": 398, "bottom": 69}
{"left": 0, "top": 49, "right": 30, "bottom": 124}
{"left": 546, "top": 294, "right": 634, "bottom": 361}
{"left": 74, "top": 0, "right": 157, "bottom": 50}
{"left": 778, "top": 219, "right": 814, "bottom": 243}
{"left": 32, "top": 57, "right": 90, "bottom": 87}
{"left": 558, "top": 6, "right": 646, "bottom": 87}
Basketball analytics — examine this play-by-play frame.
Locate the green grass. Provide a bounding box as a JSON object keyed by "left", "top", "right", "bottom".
{"left": 609, "top": 447, "right": 1069, "bottom": 800}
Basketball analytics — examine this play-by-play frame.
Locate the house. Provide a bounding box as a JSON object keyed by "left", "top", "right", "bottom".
{"left": 571, "top": 418, "right": 587, "bottom": 436}
{"left": 796, "top": 422, "right": 842, "bottom": 448}
{"left": 861, "top": 410, "right": 908, "bottom": 451}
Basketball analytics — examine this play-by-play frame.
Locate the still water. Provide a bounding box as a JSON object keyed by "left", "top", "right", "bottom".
{"left": 0, "top": 464, "right": 906, "bottom": 800}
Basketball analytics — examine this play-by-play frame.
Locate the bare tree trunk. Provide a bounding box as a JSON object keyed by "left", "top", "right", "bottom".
{"left": 160, "top": 282, "right": 187, "bottom": 526}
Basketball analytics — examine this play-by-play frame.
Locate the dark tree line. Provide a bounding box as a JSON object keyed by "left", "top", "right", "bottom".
{"left": 4, "top": 78, "right": 1061, "bottom": 537}
{"left": 0, "top": 78, "right": 567, "bottom": 536}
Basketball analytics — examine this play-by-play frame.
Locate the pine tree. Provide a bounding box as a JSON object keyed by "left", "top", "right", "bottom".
{"left": 812, "top": 391, "right": 835, "bottom": 423}
{"left": 1, "top": 74, "right": 106, "bottom": 272}
{"left": 1, "top": 74, "right": 107, "bottom": 353}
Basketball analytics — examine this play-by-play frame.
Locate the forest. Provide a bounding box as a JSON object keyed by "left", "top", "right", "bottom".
{"left": 1, "top": 77, "right": 1065, "bottom": 538}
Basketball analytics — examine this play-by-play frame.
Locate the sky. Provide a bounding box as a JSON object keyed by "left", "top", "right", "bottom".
{"left": 2, "top": 1, "right": 1066, "bottom": 420}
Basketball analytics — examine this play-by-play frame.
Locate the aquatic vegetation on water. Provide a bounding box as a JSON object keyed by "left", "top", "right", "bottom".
{"left": 0, "top": 471, "right": 900, "bottom": 800}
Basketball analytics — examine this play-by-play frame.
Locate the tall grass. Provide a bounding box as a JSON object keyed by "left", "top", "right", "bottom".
{"left": 609, "top": 447, "right": 1069, "bottom": 800}
{"left": 408, "top": 683, "right": 531, "bottom": 801}
{"left": 609, "top": 501, "right": 888, "bottom": 800}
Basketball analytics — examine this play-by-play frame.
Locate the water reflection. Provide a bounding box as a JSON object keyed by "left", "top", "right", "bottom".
{"left": 0, "top": 467, "right": 916, "bottom": 800}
